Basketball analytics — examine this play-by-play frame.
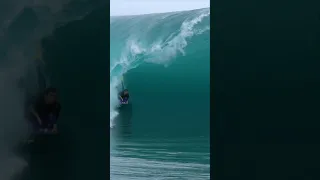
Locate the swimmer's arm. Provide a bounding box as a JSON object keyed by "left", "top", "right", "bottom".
{"left": 30, "top": 106, "right": 42, "bottom": 125}
{"left": 52, "top": 124, "right": 58, "bottom": 133}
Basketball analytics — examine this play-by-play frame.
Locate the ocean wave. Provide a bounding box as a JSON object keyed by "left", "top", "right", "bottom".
{"left": 110, "top": 8, "right": 210, "bottom": 127}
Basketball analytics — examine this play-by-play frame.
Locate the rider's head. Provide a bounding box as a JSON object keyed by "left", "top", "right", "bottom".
{"left": 44, "top": 87, "right": 57, "bottom": 104}
{"left": 123, "top": 89, "right": 129, "bottom": 95}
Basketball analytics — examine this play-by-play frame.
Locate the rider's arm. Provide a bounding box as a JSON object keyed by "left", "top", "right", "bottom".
{"left": 52, "top": 104, "right": 61, "bottom": 132}
{"left": 30, "top": 105, "right": 42, "bottom": 125}
{"left": 53, "top": 124, "right": 58, "bottom": 131}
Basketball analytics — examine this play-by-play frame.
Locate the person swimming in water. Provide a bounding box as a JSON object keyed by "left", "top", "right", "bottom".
{"left": 119, "top": 89, "right": 129, "bottom": 104}
{"left": 29, "top": 87, "right": 61, "bottom": 133}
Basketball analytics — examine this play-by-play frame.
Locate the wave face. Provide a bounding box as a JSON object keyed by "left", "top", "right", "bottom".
{"left": 110, "top": 8, "right": 210, "bottom": 179}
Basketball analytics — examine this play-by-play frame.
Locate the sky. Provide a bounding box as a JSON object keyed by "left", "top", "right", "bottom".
{"left": 110, "top": 0, "right": 210, "bottom": 16}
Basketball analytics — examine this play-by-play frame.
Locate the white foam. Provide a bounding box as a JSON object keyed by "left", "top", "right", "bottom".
{"left": 0, "top": 50, "right": 38, "bottom": 180}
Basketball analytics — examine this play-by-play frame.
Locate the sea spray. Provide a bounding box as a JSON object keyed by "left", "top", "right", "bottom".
{"left": 0, "top": 50, "right": 36, "bottom": 180}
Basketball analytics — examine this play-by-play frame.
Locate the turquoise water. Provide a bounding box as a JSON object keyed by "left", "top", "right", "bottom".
{"left": 110, "top": 8, "right": 210, "bottom": 179}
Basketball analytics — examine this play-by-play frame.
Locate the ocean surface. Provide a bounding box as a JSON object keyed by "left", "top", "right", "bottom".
{"left": 110, "top": 8, "right": 210, "bottom": 179}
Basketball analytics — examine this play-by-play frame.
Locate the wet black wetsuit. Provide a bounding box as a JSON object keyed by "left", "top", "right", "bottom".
{"left": 119, "top": 91, "right": 129, "bottom": 103}
{"left": 31, "top": 96, "right": 61, "bottom": 130}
